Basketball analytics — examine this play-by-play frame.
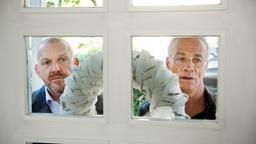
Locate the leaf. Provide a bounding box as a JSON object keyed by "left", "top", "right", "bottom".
{"left": 63, "top": 0, "right": 71, "bottom": 4}
{"left": 47, "top": 1, "right": 55, "bottom": 7}
{"left": 132, "top": 88, "right": 145, "bottom": 116}
{"left": 91, "top": 0, "right": 97, "bottom": 6}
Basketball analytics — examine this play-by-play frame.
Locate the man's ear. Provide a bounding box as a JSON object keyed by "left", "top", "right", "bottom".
{"left": 35, "top": 64, "right": 40, "bottom": 76}
{"left": 204, "top": 60, "right": 209, "bottom": 71}
{"left": 166, "top": 57, "right": 171, "bottom": 69}
{"left": 73, "top": 57, "right": 79, "bottom": 66}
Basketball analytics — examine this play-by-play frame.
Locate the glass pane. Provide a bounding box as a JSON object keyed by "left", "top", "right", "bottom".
{"left": 27, "top": 142, "right": 59, "bottom": 144}
{"left": 132, "top": 0, "right": 220, "bottom": 6}
{"left": 132, "top": 36, "right": 219, "bottom": 120}
{"left": 25, "top": 0, "right": 103, "bottom": 8}
{"left": 26, "top": 36, "right": 103, "bottom": 116}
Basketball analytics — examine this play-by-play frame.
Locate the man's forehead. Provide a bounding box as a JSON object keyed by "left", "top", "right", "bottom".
{"left": 173, "top": 38, "right": 208, "bottom": 56}
{"left": 175, "top": 51, "right": 204, "bottom": 58}
{"left": 39, "top": 42, "right": 66, "bottom": 51}
{"left": 175, "top": 38, "right": 206, "bottom": 48}
{"left": 37, "top": 43, "right": 69, "bottom": 60}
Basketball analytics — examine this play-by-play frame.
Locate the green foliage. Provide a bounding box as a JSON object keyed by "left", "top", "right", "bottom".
{"left": 63, "top": 0, "right": 80, "bottom": 6}
{"left": 47, "top": 1, "right": 55, "bottom": 7}
{"left": 91, "top": 0, "right": 96, "bottom": 6}
{"left": 75, "top": 46, "right": 102, "bottom": 62}
{"left": 77, "top": 43, "right": 85, "bottom": 49}
{"left": 63, "top": 0, "right": 71, "bottom": 3}
{"left": 133, "top": 88, "right": 145, "bottom": 116}
{"left": 47, "top": 0, "right": 97, "bottom": 7}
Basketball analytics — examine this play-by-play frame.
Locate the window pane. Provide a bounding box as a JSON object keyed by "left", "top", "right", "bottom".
{"left": 25, "top": 0, "right": 103, "bottom": 8}
{"left": 132, "top": 0, "right": 220, "bottom": 6}
{"left": 27, "top": 142, "right": 59, "bottom": 144}
{"left": 132, "top": 36, "right": 219, "bottom": 120}
{"left": 26, "top": 36, "right": 103, "bottom": 116}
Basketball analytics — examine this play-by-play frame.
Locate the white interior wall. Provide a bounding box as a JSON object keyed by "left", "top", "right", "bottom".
{"left": 0, "top": 0, "right": 256, "bottom": 144}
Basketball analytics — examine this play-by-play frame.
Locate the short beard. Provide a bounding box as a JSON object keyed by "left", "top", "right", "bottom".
{"left": 47, "top": 84, "right": 65, "bottom": 99}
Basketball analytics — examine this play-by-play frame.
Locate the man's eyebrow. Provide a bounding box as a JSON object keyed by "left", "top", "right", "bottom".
{"left": 194, "top": 54, "right": 204, "bottom": 59}
{"left": 39, "top": 57, "right": 50, "bottom": 62}
{"left": 174, "top": 52, "right": 205, "bottom": 59}
{"left": 58, "top": 54, "right": 71, "bottom": 60}
{"left": 175, "top": 52, "right": 185, "bottom": 56}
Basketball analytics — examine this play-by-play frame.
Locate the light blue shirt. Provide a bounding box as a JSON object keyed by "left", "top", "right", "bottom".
{"left": 45, "top": 87, "right": 60, "bottom": 114}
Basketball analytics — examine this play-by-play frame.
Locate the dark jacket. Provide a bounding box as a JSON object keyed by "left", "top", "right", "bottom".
{"left": 139, "top": 87, "right": 216, "bottom": 120}
{"left": 32, "top": 86, "right": 51, "bottom": 113}
{"left": 32, "top": 86, "right": 104, "bottom": 114}
{"left": 191, "top": 88, "right": 216, "bottom": 120}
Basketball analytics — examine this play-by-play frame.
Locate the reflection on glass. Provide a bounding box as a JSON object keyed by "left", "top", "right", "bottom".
{"left": 24, "top": 0, "right": 103, "bottom": 8}
{"left": 26, "top": 36, "right": 103, "bottom": 116}
{"left": 132, "top": 0, "right": 220, "bottom": 6}
{"left": 132, "top": 36, "right": 219, "bottom": 120}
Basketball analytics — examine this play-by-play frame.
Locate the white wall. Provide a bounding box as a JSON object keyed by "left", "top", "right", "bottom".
{"left": 0, "top": 0, "right": 256, "bottom": 144}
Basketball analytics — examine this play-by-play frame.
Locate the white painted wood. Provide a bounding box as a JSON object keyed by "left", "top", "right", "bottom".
{"left": 0, "top": 0, "right": 256, "bottom": 144}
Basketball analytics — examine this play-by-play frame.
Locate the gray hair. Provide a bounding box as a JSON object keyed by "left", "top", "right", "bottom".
{"left": 168, "top": 36, "right": 209, "bottom": 57}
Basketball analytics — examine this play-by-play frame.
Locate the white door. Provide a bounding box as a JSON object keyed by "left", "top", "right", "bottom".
{"left": 0, "top": 0, "right": 256, "bottom": 144}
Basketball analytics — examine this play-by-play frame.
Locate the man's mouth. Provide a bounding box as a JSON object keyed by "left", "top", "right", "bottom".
{"left": 50, "top": 75, "right": 65, "bottom": 80}
{"left": 180, "top": 76, "right": 195, "bottom": 80}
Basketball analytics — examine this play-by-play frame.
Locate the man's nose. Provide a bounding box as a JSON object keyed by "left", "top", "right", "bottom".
{"left": 50, "top": 63, "right": 61, "bottom": 72}
{"left": 183, "top": 60, "right": 194, "bottom": 71}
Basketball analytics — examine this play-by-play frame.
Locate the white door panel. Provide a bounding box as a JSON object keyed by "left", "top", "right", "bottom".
{"left": 0, "top": 0, "right": 256, "bottom": 144}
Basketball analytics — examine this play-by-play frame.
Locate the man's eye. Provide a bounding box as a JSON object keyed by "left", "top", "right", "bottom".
{"left": 174, "top": 57, "right": 186, "bottom": 65}
{"left": 60, "top": 57, "right": 69, "bottom": 62}
{"left": 193, "top": 58, "right": 202, "bottom": 64}
{"left": 41, "top": 61, "right": 50, "bottom": 65}
{"left": 176, "top": 57, "right": 186, "bottom": 61}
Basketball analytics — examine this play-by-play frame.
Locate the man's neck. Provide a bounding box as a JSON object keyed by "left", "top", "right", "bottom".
{"left": 184, "top": 83, "right": 205, "bottom": 117}
{"left": 46, "top": 88, "right": 60, "bottom": 102}
{"left": 51, "top": 94, "right": 60, "bottom": 102}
